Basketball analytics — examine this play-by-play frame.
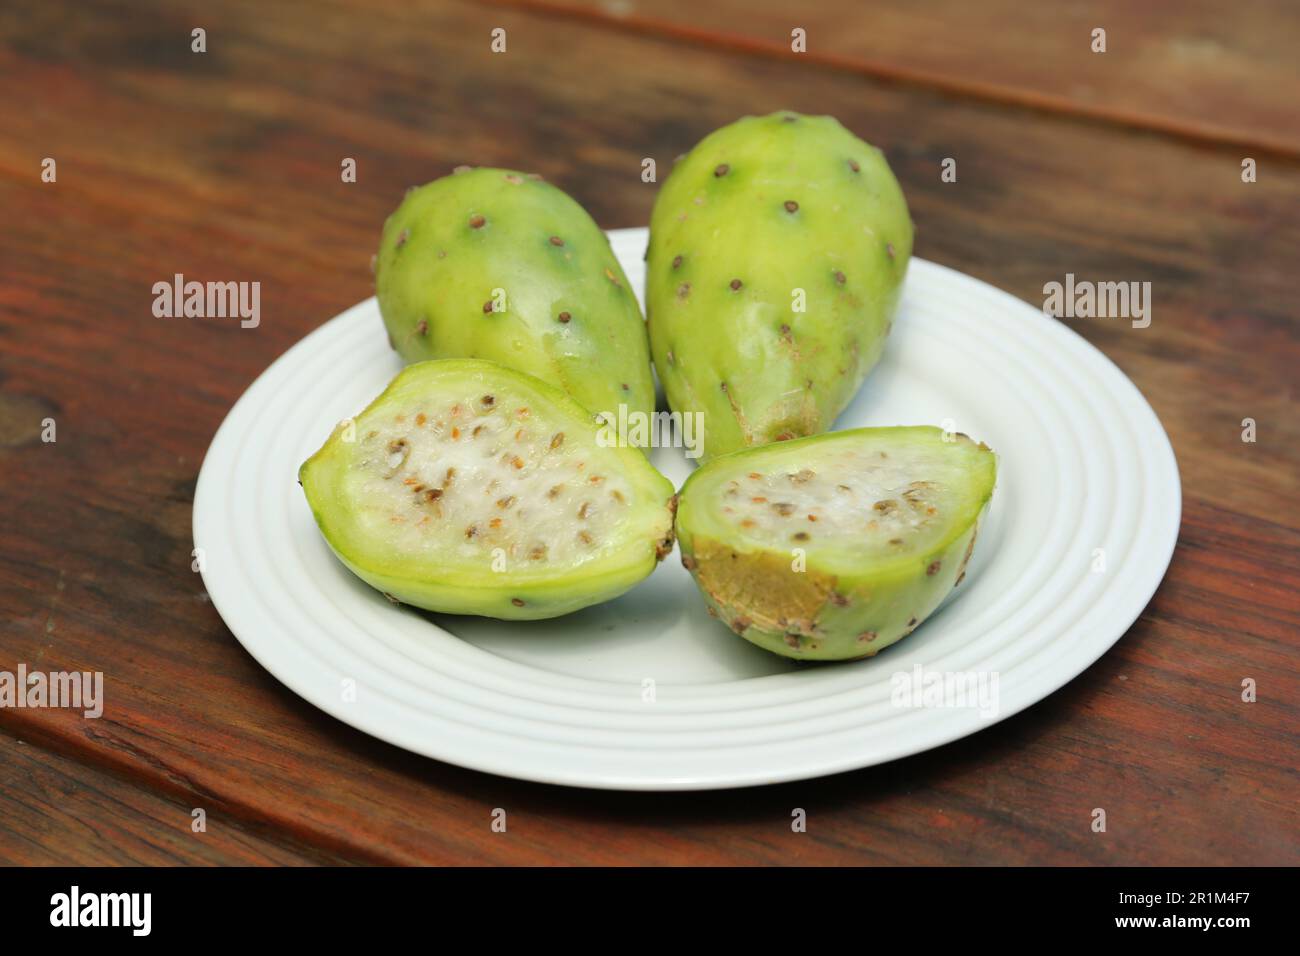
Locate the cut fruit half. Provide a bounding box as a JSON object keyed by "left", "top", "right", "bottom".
{"left": 299, "top": 359, "right": 677, "bottom": 620}
{"left": 675, "top": 426, "right": 997, "bottom": 660}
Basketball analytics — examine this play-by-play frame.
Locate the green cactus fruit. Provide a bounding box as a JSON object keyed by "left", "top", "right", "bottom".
{"left": 299, "top": 359, "right": 677, "bottom": 620}
{"left": 647, "top": 112, "right": 913, "bottom": 461}
{"left": 674, "top": 426, "right": 996, "bottom": 661}
{"left": 376, "top": 168, "right": 654, "bottom": 436}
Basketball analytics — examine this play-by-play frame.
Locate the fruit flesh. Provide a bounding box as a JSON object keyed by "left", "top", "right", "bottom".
{"left": 675, "top": 427, "right": 996, "bottom": 660}
{"left": 376, "top": 168, "right": 654, "bottom": 435}
{"left": 646, "top": 112, "right": 913, "bottom": 461}
{"left": 299, "top": 360, "right": 677, "bottom": 620}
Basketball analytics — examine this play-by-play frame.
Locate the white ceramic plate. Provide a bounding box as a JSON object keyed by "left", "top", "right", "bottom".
{"left": 194, "top": 227, "right": 1180, "bottom": 790}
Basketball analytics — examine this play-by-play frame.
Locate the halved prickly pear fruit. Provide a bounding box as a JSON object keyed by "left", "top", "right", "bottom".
{"left": 647, "top": 112, "right": 913, "bottom": 461}
{"left": 299, "top": 359, "right": 677, "bottom": 620}
{"left": 675, "top": 426, "right": 996, "bottom": 660}
{"left": 376, "top": 168, "right": 655, "bottom": 438}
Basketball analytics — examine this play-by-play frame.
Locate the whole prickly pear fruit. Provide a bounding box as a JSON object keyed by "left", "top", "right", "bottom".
{"left": 376, "top": 168, "right": 655, "bottom": 436}
{"left": 647, "top": 112, "right": 913, "bottom": 461}
{"left": 299, "top": 359, "right": 677, "bottom": 620}
{"left": 674, "top": 427, "right": 995, "bottom": 660}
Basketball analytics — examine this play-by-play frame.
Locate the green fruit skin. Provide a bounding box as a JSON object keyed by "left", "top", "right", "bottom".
{"left": 675, "top": 428, "right": 994, "bottom": 661}
{"left": 299, "top": 360, "right": 677, "bottom": 621}
{"left": 647, "top": 112, "right": 913, "bottom": 462}
{"left": 376, "top": 168, "right": 655, "bottom": 434}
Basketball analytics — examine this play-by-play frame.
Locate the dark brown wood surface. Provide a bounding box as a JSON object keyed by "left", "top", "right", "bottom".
{"left": 1, "top": 0, "right": 1296, "bottom": 865}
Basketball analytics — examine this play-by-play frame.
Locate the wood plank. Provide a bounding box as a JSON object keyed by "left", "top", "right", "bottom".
{"left": 0, "top": 0, "right": 1296, "bottom": 864}
{"left": 497, "top": 0, "right": 1300, "bottom": 155}
{"left": 0, "top": 732, "right": 356, "bottom": 864}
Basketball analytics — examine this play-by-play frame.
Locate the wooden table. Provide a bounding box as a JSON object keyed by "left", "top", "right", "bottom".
{"left": 1, "top": 0, "right": 1296, "bottom": 865}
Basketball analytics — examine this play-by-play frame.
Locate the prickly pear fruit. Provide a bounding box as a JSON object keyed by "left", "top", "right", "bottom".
{"left": 674, "top": 427, "right": 995, "bottom": 660}
{"left": 647, "top": 112, "right": 913, "bottom": 461}
{"left": 376, "top": 168, "right": 655, "bottom": 435}
{"left": 299, "top": 359, "right": 677, "bottom": 620}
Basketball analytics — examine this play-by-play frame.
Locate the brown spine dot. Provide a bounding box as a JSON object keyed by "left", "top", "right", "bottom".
{"left": 834, "top": 270, "right": 846, "bottom": 284}
{"left": 469, "top": 214, "right": 486, "bottom": 228}
{"left": 677, "top": 282, "right": 691, "bottom": 298}
{"left": 714, "top": 163, "right": 730, "bottom": 177}
{"left": 557, "top": 311, "right": 571, "bottom": 323}
{"left": 550, "top": 432, "right": 564, "bottom": 450}
{"left": 848, "top": 159, "right": 861, "bottom": 173}
{"left": 784, "top": 200, "right": 799, "bottom": 213}
{"left": 482, "top": 300, "right": 494, "bottom": 314}
{"left": 549, "top": 235, "right": 564, "bottom": 246}
{"left": 729, "top": 278, "right": 742, "bottom": 291}
{"left": 511, "top": 598, "right": 525, "bottom": 607}
{"left": 886, "top": 242, "right": 896, "bottom": 260}
{"left": 416, "top": 318, "right": 428, "bottom": 336}
{"left": 927, "top": 561, "right": 941, "bottom": 576}
{"left": 672, "top": 254, "right": 683, "bottom": 269}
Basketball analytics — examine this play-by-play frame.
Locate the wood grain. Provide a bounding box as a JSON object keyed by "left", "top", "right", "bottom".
{"left": 0, "top": 0, "right": 1296, "bottom": 865}
{"left": 0, "top": 731, "right": 354, "bottom": 864}
{"left": 497, "top": 0, "right": 1300, "bottom": 156}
